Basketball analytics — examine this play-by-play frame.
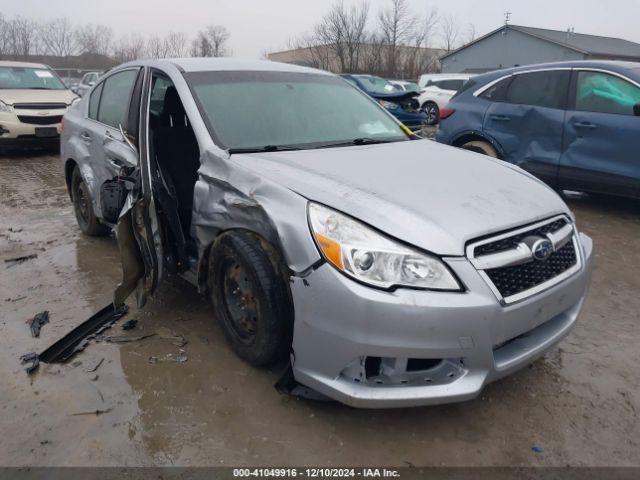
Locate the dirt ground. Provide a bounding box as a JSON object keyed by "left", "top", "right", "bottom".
{"left": 0, "top": 150, "right": 639, "bottom": 467}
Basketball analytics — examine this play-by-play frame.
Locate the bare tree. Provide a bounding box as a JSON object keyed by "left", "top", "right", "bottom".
{"left": 164, "top": 32, "right": 187, "bottom": 57}
{"left": 190, "top": 25, "right": 230, "bottom": 57}
{"left": 112, "top": 34, "right": 146, "bottom": 62}
{"left": 463, "top": 23, "right": 477, "bottom": 45}
{"left": 378, "top": 0, "right": 417, "bottom": 77}
{"left": 0, "top": 14, "right": 10, "bottom": 56}
{"left": 76, "top": 24, "right": 113, "bottom": 56}
{"left": 402, "top": 6, "right": 439, "bottom": 78}
{"left": 39, "top": 18, "right": 77, "bottom": 57}
{"left": 146, "top": 35, "right": 168, "bottom": 58}
{"left": 7, "top": 16, "right": 39, "bottom": 57}
{"left": 440, "top": 14, "right": 460, "bottom": 53}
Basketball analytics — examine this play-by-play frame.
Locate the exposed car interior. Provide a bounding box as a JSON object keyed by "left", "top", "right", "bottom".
{"left": 148, "top": 74, "right": 201, "bottom": 258}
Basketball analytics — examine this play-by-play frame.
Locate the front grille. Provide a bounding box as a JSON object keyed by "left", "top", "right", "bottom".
{"left": 474, "top": 218, "right": 568, "bottom": 256}
{"left": 485, "top": 241, "right": 577, "bottom": 298}
{"left": 17, "top": 115, "right": 63, "bottom": 125}
{"left": 13, "top": 103, "right": 67, "bottom": 110}
{"left": 468, "top": 216, "right": 581, "bottom": 303}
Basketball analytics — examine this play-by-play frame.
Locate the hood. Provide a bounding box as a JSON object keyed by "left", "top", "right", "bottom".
{"left": 0, "top": 89, "right": 76, "bottom": 106}
{"left": 229, "top": 140, "right": 570, "bottom": 256}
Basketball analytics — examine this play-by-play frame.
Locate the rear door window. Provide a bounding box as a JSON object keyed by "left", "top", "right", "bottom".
{"left": 97, "top": 69, "right": 139, "bottom": 129}
{"left": 506, "top": 71, "right": 570, "bottom": 109}
{"left": 88, "top": 82, "right": 104, "bottom": 120}
{"left": 575, "top": 71, "right": 640, "bottom": 116}
{"left": 441, "top": 79, "right": 465, "bottom": 91}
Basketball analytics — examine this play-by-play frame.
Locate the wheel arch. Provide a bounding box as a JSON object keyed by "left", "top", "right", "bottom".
{"left": 64, "top": 158, "right": 78, "bottom": 199}
{"left": 451, "top": 131, "right": 505, "bottom": 160}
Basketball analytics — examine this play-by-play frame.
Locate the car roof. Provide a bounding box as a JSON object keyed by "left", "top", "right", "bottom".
{"left": 117, "top": 58, "right": 333, "bottom": 76}
{"left": 0, "top": 60, "right": 50, "bottom": 69}
{"left": 481, "top": 60, "right": 640, "bottom": 79}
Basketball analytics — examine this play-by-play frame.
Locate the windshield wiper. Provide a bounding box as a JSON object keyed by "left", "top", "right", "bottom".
{"left": 311, "top": 137, "right": 403, "bottom": 149}
{"left": 228, "top": 145, "right": 302, "bottom": 154}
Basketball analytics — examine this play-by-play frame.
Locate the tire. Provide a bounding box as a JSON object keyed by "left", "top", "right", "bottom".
{"left": 208, "top": 231, "right": 293, "bottom": 366}
{"left": 421, "top": 102, "right": 440, "bottom": 126}
{"left": 460, "top": 140, "right": 498, "bottom": 158}
{"left": 71, "top": 167, "right": 110, "bottom": 236}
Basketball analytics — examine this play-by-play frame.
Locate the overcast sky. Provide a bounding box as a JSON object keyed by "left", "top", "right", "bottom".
{"left": 2, "top": 0, "right": 639, "bottom": 58}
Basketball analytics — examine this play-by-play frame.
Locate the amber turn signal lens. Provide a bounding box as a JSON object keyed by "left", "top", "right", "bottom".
{"left": 314, "top": 232, "right": 343, "bottom": 270}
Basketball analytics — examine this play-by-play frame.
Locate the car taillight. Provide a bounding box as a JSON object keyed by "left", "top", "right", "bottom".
{"left": 439, "top": 107, "right": 456, "bottom": 120}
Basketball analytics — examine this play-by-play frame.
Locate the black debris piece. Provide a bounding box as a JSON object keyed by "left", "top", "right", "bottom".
{"left": 121, "top": 319, "right": 138, "bottom": 330}
{"left": 275, "top": 363, "right": 332, "bottom": 402}
{"left": 20, "top": 352, "right": 40, "bottom": 375}
{"left": 85, "top": 358, "right": 104, "bottom": 373}
{"left": 39, "top": 304, "right": 129, "bottom": 364}
{"left": 70, "top": 408, "right": 112, "bottom": 416}
{"left": 103, "top": 333, "right": 155, "bottom": 344}
{"left": 29, "top": 311, "right": 49, "bottom": 338}
{"left": 5, "top": 254, "right": 37, "bottom": 268}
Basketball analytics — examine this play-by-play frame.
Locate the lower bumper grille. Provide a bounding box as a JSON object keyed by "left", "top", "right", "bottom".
{"left": 17, "top": 115, "right": 63, "bottom": 125}
{"left": 467, "top": 216, "right": 581, "bottom": 304}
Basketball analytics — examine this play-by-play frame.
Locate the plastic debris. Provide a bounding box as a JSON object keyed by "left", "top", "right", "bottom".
{"left": 532, "top": 445, "right": 543, "bottom": 453}
{"left": 85, "top": 358, "right": 104, "bottom": 373}
{"left": 156, "top": 326, "right": 187, "bottom": 347}
{"left": 121, "top": 319, "right": 138, "bottom": 330}
{"left": 20, "top": 352, "right": 40, "bottom": 375}
{"left": 29, "top": 311, "right": 50, "bottom": 338}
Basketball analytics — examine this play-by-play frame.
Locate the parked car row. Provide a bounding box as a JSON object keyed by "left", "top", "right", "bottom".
{"left": 436, "top": 61, "right": 640, "bottom": 199}
{"left": 59, "top": 58, "right": 592, "bottom": 408}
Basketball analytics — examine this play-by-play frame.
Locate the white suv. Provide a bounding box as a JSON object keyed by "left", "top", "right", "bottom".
{"left": 417, "top": 74, "right": 473, "bottom": 125}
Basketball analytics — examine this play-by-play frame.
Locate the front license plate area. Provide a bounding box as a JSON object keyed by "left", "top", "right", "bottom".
{"left": 35, "top": 127, "right": 58, "bottom": 137}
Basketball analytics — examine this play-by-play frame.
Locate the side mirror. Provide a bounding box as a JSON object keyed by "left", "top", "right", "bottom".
{"left": 634, "top": 103, "right": 640, "bottom": 116}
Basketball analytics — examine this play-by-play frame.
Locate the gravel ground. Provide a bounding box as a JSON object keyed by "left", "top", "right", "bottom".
{"left": 0, "top": 149, "right": 639, "bottom": 467}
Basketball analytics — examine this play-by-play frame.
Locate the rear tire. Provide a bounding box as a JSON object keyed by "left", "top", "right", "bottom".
{"left": 460, "top": 140, "right": 498, "bottom": 158}
{"left": 208, "top": 231, "right": 293, "bottom": 366}
{"left": 71, "top": 167, "right": 110, "bottom": 236}
{"left": 421, "top": 102, "right": 440, "bottom": 126}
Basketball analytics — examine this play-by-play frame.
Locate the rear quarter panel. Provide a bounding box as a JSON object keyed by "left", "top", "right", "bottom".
{"left": 436, "top": 93, "right": 490, "bottom": 145}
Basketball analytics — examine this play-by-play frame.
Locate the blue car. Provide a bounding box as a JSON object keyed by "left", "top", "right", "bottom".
{"left": 436, "top": 61, "right": 640, "bottom": 199}
{"left": 341, "top": 74, "right": 427, "bottom": 130}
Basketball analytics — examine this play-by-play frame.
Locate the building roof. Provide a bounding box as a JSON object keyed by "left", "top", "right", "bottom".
{"left": 442, "top": 24, "right": 640, "bottom": 60}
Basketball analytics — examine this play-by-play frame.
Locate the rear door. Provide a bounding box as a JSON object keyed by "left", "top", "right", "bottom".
{"left": 482, "top": 70, "right": 571, "bottom": 187}
{"left": 559, "top": 69, "right": 640, "bottom": 197}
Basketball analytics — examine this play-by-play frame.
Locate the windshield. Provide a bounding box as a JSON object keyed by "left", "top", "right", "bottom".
{"left": 355, "top": 76, "right": 398, "bottom": 95}
{"left": 0, "top": 67, "right": 67, "bottom": 90}
{"left": 186, "top": 71, "right": 408, "bottom": 151}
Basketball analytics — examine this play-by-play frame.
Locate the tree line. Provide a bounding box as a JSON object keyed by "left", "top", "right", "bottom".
{"left": 289, "top": 0, "right": 476, "bottom": 79}
{"left": 0, "top": 14, "right": 231, "bottom": 62}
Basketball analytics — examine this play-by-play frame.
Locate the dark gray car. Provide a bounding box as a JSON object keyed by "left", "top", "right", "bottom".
{"left": 61, "top": 59, "right": 593, "bottom": 408}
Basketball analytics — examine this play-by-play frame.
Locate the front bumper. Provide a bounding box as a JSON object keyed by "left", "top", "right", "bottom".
{"left": 290, "top": 233, "right": 593, "bottom": 408}
{"left": 0, "top": 110, "right": 63, "bottom": 148}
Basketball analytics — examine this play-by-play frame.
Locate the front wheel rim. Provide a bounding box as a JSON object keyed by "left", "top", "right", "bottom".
{"left": 222, "top": 261, "right": 258, "bottom": 342}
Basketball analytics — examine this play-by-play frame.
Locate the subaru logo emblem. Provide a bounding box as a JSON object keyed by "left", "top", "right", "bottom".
{"left": 532, "top": 238, "right": 554, "bottom": 261}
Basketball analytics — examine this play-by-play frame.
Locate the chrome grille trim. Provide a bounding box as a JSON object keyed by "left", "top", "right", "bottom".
{"left": 467, "top": 215, "right": 583, "bottom": 305}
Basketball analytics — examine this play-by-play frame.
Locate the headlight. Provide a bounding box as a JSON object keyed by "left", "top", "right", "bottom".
{"left": 308, "top": 203, "right": 461, "bottom": 291}
{"left": 379, "top": 100, "right": 399, "bottom": 110}
{"left": 0, "top": 100, "right": 12, "bottom": 113}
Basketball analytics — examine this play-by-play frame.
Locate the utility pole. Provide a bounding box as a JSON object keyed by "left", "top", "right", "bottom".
{"left": 504, "top": 11, "right": 512, "bottom": 26}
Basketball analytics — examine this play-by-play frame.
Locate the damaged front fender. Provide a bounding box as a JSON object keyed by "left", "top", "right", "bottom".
{"left": 192, "top": 150, "right": 322, "bottom": 290}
